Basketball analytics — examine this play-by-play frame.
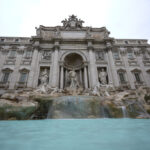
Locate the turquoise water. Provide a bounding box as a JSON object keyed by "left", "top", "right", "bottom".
{"left": 0, "top": 119, "right": 150, "bottom": 150}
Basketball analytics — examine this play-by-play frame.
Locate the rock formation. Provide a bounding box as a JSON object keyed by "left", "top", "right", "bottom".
{"left": 0, "top": 86, "right": 150, "bottom": 120}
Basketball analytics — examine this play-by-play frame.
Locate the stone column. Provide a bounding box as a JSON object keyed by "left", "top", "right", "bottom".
{"left": 84, "top": 65, "right": 88, "bottom": 89}
{"left": 65, "top": 69, "right": 68, "bottom": 87}
{"left": 79, "top": 69, "right": 82, "bottom": 84}
{"left": 51, "top": 41, "right": 60, "bottom": 87}
{"left": 105, "top": 52, "right": 113, "bottom": 84}
{"left": 88, "top": 40, "right": 98, "bottom": 88}
{"left": 60, "top": 65, "right": 64, "bottom": 89}
{"left": 107, "top": 48, "right": 119, "bottom": 87}
{"left": 27, "top": 48, "right": 39, "bottom": 88}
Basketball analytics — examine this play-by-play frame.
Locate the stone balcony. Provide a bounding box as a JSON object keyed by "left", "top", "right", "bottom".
{"left": 134, "top": 81, "right": 145, "bottom": 89}
{"left": 115, "top": 59, "right": 124, "bottom": 66}
{"left": 0, "top": 81, "right": 9, "bottom": 89}
{"left": 15, "top": 82, "right": 27, "bottom": 89}
{"left": 119, "top": 81, "right": 131, "bottom": 89}
{"left": 143, "top": 58, "right": 150, "bottom": 66}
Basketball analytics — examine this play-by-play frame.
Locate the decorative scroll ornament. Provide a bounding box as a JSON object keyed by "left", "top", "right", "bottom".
{"left": 61, "top": 15, "right": 84, "bottom": 29}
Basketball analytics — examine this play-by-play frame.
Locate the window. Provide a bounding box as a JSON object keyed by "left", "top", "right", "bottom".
{"left": 118, "top": 72, "right": 126, "bottom": 83}
{"left": 113, "top": 52, "right": 120, "bottom": 60}
{"left": 125, "top": 41, "right": 128, "bottom": 44}
{"left": 25, "top": 50, "right": 32, "bottom": 58}
{"left": 128, "top": 51, "right": 134, "bottom": 59}
{"left": 19, "top": 72, "right": 28, "bottom": 83}
{"left": 2, "top": 72, "right": 10, "bottom": 83}
{"left": 9, "top": 50, "right": 16, "bottom": 58}
{"left": 134, "top": 72, "right": 141, "bottom": 83}
{"left": 1, "top": 38, "right": 4, "bottom": 42}
{"left": 15, "top": 39, "right": 19, "bottom": 42}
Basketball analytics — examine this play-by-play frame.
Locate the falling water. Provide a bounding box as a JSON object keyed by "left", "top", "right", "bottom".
{"left": 101, "top": 105, "right": 112, "bottom": 118}
{"left": 47, "top": 104, "right": 53, "bottom": 119}
{"left": 121, "top": 106, "right": 128, "bottom": 118}
{"left": 136, "top": 101, "right": 150, "bottom": 118}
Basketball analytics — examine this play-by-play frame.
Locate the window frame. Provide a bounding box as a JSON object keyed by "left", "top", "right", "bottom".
{"left": 127, "top": 51, "right": 134, "bottom": 59}
{"left": 118, "top": 72, "right": 126, "bottom": 83}
{"left": 19, "top": 69, "right": 29, "bottom": 83}
{"left": 113, "top": 51, "right": 120, "bottom": 60}
{"left": 9, "top": 50, "right": 16, "bottom": 58}
{"left": 25, "top": 50, "right": 32, "bottom": 58}
{"left": 134, "top": 72, "right": 141, "bottom": 83}
{"left": 1, "top": 68, "right": 12, "bottom": 83}
{"left": 2, "top": 72, "right": 10, "bottom": 83}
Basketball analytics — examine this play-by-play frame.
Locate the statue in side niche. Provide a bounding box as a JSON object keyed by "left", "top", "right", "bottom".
{"left": 40, "top": 68, "right": 49, "bottom": 86}
{"left": 99, "top": 68, "right": 107, "bottom": 85}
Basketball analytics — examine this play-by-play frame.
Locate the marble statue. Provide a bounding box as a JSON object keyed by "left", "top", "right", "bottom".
{"left": 92, "top": 82, "right": 101, "bottom": 96}
{"left": 99, "top": 69, "right": 107, "bottom": 85}
{"left": 34, "top": 69, "right": 49, "bottom": 94}
{"left": 68, "top": 69, "right": 79, "bottom": 89}
{"left": 40, "top": 69, "right": 49, "bottom": 85}
{"left": 86, "top": 27, "right": 92, "bottom": 38}
{"left": 55, "top": 26, "right": 60, "bottom": 37}
{"left": 92, "top": 82, "right": 109, "bottom": 97}
{"left": 42, "top": 51, "right": 51, "bottom": 60}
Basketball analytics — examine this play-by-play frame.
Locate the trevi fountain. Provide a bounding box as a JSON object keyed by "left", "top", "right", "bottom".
{"left": 0, "top": 15, "right": 150, "bottom": 150}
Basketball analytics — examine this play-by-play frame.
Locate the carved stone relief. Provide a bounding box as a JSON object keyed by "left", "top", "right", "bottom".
{"left": 42, "top": 51, "right": 51, "bottom": 61}
{"left": 96, "top": 51, "right": 104, "bottom": 61}
{"left": 61, "top": 15, "right": 84, "bottom": 29}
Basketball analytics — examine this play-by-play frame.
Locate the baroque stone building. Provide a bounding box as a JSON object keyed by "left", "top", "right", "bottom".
{"left": 0, "top": 15, "right": 150, "bottom": 92}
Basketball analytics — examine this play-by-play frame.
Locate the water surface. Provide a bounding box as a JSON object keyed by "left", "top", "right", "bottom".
{"left": 0, "top": 119, "right": 150, "bottom": 150}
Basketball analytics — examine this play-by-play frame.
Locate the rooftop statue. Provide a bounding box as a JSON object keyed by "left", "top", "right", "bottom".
{"left": 61, "top": 15, "right": 84, "bottom": 29}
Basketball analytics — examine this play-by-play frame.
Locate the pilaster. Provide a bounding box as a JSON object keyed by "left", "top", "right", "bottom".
{"left": 106, "top": 42, "right": 119, "bottom": 87}
{"left": 27, "top": 48, "right": 39, "bottom": 88}
{"left": 50, "top": 40, "right": 60, "bottom": 88}
{"left": 87, "top": 39, "right": 97, "bottom": 88}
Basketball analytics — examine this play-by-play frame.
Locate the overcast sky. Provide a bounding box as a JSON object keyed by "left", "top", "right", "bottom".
{"left": 0, "top": 0, "right": 150, "bottom": 43}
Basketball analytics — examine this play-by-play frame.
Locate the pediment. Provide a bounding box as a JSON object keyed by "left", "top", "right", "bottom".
{"left": 131, "top": 68, "right": 141, "bottom": 72}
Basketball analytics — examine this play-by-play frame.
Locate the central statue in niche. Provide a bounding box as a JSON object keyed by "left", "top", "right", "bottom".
{"left": 63, "top": 53, "right": 86, "bottom": 94}
{"left": 68, "top": 68, "right": 79, "bottom": 89}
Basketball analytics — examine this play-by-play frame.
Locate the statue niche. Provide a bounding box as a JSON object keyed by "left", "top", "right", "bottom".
{"left": 38, "top": 67, "right": 50, "bottom": 86}
{"left": 60, "top": 53, "right": 88, "bottom": 90}
{"left": 98, "top": 67, "right": 108, "bottom": 85}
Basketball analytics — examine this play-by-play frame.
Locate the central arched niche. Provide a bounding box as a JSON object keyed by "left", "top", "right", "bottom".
{"left": 61, "top": 52, "right": 89, "bottom": 89}
{"left": 64, "top": 53, "right": 83, "bottom": 69}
